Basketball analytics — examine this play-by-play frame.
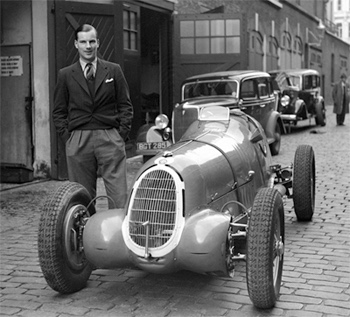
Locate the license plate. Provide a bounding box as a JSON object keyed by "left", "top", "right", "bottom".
{"left": 137, "top": 142, "right": 168, "bottom": 151}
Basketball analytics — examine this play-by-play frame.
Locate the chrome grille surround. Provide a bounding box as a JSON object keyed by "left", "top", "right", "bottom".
{"left": 122, "top": 165, "right": 185, "bottom": 258}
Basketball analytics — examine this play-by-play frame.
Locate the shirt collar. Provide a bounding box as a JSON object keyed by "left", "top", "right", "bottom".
{"left": 79, "top": 58, "right": 97, "bottom": 71}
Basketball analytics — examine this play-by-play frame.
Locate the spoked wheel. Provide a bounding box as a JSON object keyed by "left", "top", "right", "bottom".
{"left": 293, "top": 145, "right": 315, "bottom": 221}
{"left": 38, "top": 182, "right": 96, "bottom": 294}
{"left": 269, "top": 123, "right": 281, "bottom": 156}
{"left": 247, "top": 188, "right": 285, "bottom": 309}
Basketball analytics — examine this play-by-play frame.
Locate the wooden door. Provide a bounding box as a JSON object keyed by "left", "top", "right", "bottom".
{"left": 52, "top": 0, "right": 123, "bottom": 179}
{"left": 1, "top": 45, "right": 33, "bottom": 179}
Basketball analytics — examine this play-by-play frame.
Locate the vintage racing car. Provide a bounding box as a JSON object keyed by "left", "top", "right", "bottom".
{"left": 38, "top": 104, "right": 315, "bottom": 309}
{"left": 269, "top": 69, "right": 326, "bottom": 132}
{"left": 136, "top": 71, "right": 285, "bottom": 161}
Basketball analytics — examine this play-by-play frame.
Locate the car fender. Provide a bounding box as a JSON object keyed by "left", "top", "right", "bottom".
{"left": 315, "top": 95, "right": 324, "bottom": 106}
{"left": 83, "top": 209, "right": 132, "bottom": 269}
{"left": 136, "top": 124, "right": 162, "bottom": 143}
{"left": 176, "top": 209, "right": 231, "bottom": 277}
{"left": 265, "top": 111, "right": 286, "bottom": 141}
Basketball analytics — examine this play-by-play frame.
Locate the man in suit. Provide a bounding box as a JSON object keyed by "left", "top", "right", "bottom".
{"left": 332, "top": 73, "right": 349, "bottom": 126}
{"left": 53, "top": 24, "right": 133, "bottom": 208}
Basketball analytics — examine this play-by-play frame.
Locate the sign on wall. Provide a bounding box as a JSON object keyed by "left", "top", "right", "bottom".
{"left": 1, "top": 56, "right": 23, "bottom": 76}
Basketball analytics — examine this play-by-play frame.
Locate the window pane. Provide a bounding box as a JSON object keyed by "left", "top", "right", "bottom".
{"left": 181, "top": 21, "right": 194, "bottom": 37}
{"left": 130, "top": 12, "right": 136, "bottom": 31}
{"left": 123, "top": 31, "right": 129, "bottom": 49}
{"left": 226, "top": 37, "right": 240, "bottom": 53}
{"left": 195, "top": 20, "right": 209, "bottom": 36}
{"left": 130, "top": 32, "right": 137, "bottom": 50}
{"left": 196, "top": 38, "right": 210, "bottom": 54}
{"left": 226, "top": 19, "right": 240, "bottom": 36}
{"left": 211, "top": 37, "right": 225, "bottom": 54}
{"left": 181, "top": 38, "right": 194, "bottom": 54}
{"left": 123, "top": 11, "right": 129, "bottom": 28}
{"left": 211, "top": 20, "right": 225, "bottom": 36}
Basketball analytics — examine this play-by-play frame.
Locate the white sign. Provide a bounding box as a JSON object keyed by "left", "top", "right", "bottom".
{"left": 1, "top": 56, "right": 23, "bottom": 77}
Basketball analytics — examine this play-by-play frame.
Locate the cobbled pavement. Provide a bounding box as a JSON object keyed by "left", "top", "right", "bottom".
{"left": 0, "top": 106, "right": 349, "bottom": 317}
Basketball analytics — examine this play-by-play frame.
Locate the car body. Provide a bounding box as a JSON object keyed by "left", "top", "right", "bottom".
{"left": 269, "top": 69, "right": 326, "bottom": 132}
{"left": 38, "top": 104, "right": 316, "bottom": 309}
{"left": 136, "top": 70, "right": 285, "bottom": 160}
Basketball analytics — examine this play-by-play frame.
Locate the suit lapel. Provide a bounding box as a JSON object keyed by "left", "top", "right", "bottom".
{"left": 95, "top": 59, "right": 108, "bottom": 94}
{"left": 71, "top": 62, "right": 90, "bottom": 96}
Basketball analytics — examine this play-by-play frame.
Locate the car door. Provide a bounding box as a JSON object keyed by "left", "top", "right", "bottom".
{"left": 239, "top": 77, "right": 259, "bottom": 119}
{"left": 255, "top": 76, "right": 276, "bottom": 130}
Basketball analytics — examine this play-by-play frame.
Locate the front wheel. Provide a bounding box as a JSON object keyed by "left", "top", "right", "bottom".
{"left": 38, "top": 182, "right": 96, "bottom": 294}
{"left": 315, "top": 102, "right": 326, "bottom": 126}
{"left": 247, "top": 188, "right": 285, "bottom": 309}
{"left": 293, "top": 145, "right": 315, "bottom": 221}
{"left": 269, "top": 123, "right": 281, "bottom": 156}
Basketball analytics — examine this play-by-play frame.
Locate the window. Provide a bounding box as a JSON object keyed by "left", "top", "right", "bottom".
{"left": 180, "top": 18, "right": 240, "bottom": 55}
{"left": 257, "top": 80, "right": 268, "bottom": 99}
{"left": 337, "top": 23, "right": 343, "bottom": 37}
{"left": 240, "top": 79, "right": 257, "bottom": 100}
{"left": 123, "top": 10, "right": 138, "bottom": 50}
{"left": 337, "top": 0, "right": 341, "bottom": 10}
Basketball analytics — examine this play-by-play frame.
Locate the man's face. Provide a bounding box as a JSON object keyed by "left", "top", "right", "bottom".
{"left": 75, "top": 29, "right": 99, "bottom": 63}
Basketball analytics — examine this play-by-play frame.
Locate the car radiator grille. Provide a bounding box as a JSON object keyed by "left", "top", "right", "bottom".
{"left": 128, "top": 168, "right": 179, "bottom": 248}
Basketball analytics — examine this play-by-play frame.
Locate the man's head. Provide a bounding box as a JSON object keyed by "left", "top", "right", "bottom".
{"left": 74, "top": 24, "right": 99, "bottom": 63}
{"left": 340, "top": 74, "right": 347, "bottom": 83}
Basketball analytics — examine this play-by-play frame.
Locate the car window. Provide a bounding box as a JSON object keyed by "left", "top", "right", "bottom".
{"left": 257, "top": 77, "right": 269, "bottom": 99}
{"left": 304, "top": 75, "right": 318, "bottom": 89}
{"left": 289, "top": 76, "right": 301, "bottom": 89}
{"left": 183, "top": 80, "right": 238, "bottom": 99}
{"left": 240, "top": 79, "right": 257, "bottom": 100}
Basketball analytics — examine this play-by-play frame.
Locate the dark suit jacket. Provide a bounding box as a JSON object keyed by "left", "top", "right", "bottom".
{"left": 53, "top": 58, "right": 133, "bottom": 142}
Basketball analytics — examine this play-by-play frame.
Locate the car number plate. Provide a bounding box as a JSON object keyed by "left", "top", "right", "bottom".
{"left": 137, "top": 142, "right": 168, "bottom": 151}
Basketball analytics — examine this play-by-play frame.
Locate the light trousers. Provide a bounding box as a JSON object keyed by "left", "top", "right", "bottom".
{"left": 66, "top": 128, "right": 127, "bottom": 209}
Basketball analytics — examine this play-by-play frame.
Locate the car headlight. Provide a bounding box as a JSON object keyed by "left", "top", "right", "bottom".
{"left": 280, "top": 95, "right": 290, "bottom": 107}
{"left": 155, "top": 114, "right": 169, "bottom": 129}
{"left": 163, "top": 127, "right": 171, "bottom": 141}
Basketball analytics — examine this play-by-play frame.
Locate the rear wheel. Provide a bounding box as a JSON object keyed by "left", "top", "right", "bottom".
{"left": 38, "top": 182, "right": 95, "bottom": 294}
{"left": 315, "top": 102, "right": 326, "bottom": 126}
{"left": 293, "top": 145, "right": 315, "bottom": 221}
{"left": 269, "top": 123, "right": 281, "bottom": 156}
{"left": 247, "top": 188, "right": 285, "bottom": 309}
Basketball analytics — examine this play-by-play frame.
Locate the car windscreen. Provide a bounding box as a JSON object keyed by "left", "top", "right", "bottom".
{"left": 288, "top": 75, "right": 301, "bottom": 89}
{"left": 183, "top": 80, "right": 238, "bottom": 100}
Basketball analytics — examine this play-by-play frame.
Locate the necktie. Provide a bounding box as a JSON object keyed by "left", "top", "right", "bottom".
{"left": 85, "top": 63, "right": 94, "bottom": 80}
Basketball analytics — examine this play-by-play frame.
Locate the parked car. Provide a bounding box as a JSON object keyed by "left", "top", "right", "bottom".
{"left": 136, "top": 70, "right": 285, "bottom": 160}
{"left": 269, "top": 69, "right": 326, "bottom": 132}
{"left": 38, "top": 104, "right": 316, "bottom": 309}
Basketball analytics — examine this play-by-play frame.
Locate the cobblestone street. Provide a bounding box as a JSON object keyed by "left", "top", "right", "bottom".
{"left": 1, "top": 106, "right": 349, "bottom": 317}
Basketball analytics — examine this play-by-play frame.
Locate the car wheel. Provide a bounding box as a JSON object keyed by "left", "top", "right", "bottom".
{"left": 315, "top": 102, "right": 326, "bottom": 126}
{"left": 293, "top": 145, "right": 315, "bottom": 221}
{"left": 38, "top": 182, "right": 95, "bottom": 294}
{"left": 269, "top": 123, "right": 281, "bottom": 156}
{"left": 246, "top": 188, "right": 285, "bottom": 309}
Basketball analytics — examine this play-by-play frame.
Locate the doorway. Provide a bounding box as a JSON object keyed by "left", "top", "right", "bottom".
{"left": 1, "top": 45, "right": 33, "bottom": 182}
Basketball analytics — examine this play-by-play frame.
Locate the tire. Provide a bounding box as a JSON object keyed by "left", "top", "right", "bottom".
{"left": 246, "top": 188, "right": 285, "bottom": 309}
{"left": 315, "top": 102, "right": 326, "bottom": 126}
{"left": 269, "top": 123, "right": 281, "bottom": 156}
{"left": 38, "top": 182, "right": 96, "bottom": 294}
{"left": 293, "top": 145, "right": 315, "bottom": 221}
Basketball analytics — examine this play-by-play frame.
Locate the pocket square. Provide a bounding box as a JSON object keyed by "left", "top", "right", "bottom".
{"left": 105, "top": 78, "right": 114, "bottom": 83}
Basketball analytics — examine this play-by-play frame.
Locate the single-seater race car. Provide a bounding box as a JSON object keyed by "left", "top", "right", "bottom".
{"left": 38, "top": 103, "right": 315, "bottom": 309}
